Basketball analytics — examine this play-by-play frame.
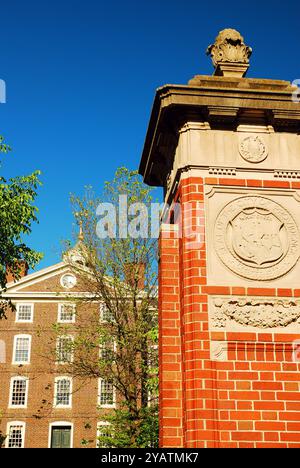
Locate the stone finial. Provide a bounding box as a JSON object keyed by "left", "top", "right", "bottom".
{"left": 206, "top": 29, "right": 252, "bottom": 78}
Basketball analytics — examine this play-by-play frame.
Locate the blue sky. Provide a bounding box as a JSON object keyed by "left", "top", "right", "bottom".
{"left": 0, "top": 0, "right": 298, "bottom": 270}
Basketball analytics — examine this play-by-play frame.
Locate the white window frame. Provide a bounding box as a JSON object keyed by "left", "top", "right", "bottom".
{"left": 56, "top": 336, "right": 74, "bottom": 364}
{"left": 99, "top": 339, "right": 116, "bottom": 361}
{"left": 15, "top": 303, "right": 34, "bottom": 323}
{"left": 96, "top": 421, "right": 112, "bottom": 448}
{"left": 100, "top": 302, "right": 115, "bottom": 323}
{"left": 53, "top": 376, "right": 72, "bottom": 408}
{"left": 9, "top": 376, "right": 29, "bottom": 408}
{"left": 57, "top": 303, "right": 76, "bottom": 324}
{"left": 12, "top": 335, "right": 32, "bottom": 365}
{"left": 98, "top": 378, "right": 116, "bottom": 408}
{"left": 6, "top": 421, "right": 26, "bottom": 448}
{"left": 48, "top": 421, "right": 74, "bottom": 449}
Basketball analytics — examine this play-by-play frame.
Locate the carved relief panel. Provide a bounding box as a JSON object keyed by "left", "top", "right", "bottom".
{"left": 209, "top": 296, "right": 300, "bottom": 333}
{"left": 205, "top": 186, "right": 300, "bottom": 287}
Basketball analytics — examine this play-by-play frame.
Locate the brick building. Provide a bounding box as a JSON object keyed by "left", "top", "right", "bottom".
{"left": 0, "top": 251, "right": 116, "bottom": 448}
{"left": 139, "top": 29, "right": 300, "bottom": 447}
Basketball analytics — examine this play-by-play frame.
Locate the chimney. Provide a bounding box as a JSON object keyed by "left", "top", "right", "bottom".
{"left": 124, "top": 263, "right": 145, "bottom": 290}
{"left": 6, "top": 261, "right": 29, "bottom": 284}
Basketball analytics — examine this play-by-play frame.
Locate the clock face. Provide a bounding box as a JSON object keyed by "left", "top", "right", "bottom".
{"left": 60, "top": 274, "right": 77, "bottom": 289}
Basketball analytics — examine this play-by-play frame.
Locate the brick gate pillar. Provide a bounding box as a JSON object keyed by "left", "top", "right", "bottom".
{"left": 139, "top": 29, "right": 300, "bottom": 448}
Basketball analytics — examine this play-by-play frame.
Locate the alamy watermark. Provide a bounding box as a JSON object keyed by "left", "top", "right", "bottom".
{"left": 96, "top": 196, "right": 205, "bottom": 249}
{"left": 0, "top": 80, "right": 6, "bottom": 103}
{"left": 292, "top": 79, "right": 300, "bottom": 103}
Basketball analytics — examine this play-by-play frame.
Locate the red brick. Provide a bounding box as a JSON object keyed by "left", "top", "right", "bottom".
{"left": 263, "top": 180, "right": 290, "bottom": 188}
{"left": 205, "top": 177, "right": 218, "bottom": 185}
{"left": 246, "top": 179, "right": 262, "bottom": 187}
{"left": 277, "top": 288, "right": 293, "bottom": 297}
{"left": 219, "top": 178, "right": 246, "bottom": 186}
{"left": 202, "top": 286, "right": 230, "bottom": 295}
{"left": 281, "top": 433, "right": 300, "bottom": 442}
{"left": 247, "top": 287, "right": 276, "bottom": 296}
{"left": 232, "top": 432, "right": 263, "bottom": 441}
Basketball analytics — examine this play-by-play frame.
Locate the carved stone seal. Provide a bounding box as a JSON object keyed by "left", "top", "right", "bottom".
{"left": 214, "top": 196, "right": 300, "bottom": 280}
{"left": 239, "top": 135, "right": 268, "bottom": 163}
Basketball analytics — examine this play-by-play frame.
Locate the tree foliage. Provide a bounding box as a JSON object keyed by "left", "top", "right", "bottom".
{"left": 0, "top": 136, "right": 42, "bottom": 317}
{"left": 60, "top": 167, "right": 159, "bottom": 447}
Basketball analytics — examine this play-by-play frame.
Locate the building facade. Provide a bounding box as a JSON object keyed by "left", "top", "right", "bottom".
{"left": 139, "top": 29, "right": 300, "bottom": 447}
{"left": 0, "top": 260, "right": 115, "bottom": 448}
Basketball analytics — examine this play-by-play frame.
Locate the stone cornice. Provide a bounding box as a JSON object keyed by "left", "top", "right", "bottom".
{"left": 139, "top": 76, "right": 300, "bottom": 187}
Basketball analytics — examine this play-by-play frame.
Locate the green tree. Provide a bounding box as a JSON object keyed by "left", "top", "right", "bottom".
{"left": 59, "top": 167, "right": 159, "bottom": 447}
{"left": 0, "top": 136, "right": 42, "bottom": 317}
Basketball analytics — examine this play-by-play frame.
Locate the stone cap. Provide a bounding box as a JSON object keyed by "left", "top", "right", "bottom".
{"left": 139, "top": 77, "right": 300, "bottom": 186}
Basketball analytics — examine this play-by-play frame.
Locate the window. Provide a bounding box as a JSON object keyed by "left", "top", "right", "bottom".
{"left": 16, "top": 304, "right": 33, "bottom": 323}
{"left": 12, "top": 335, "right": 31, "bottom": 364}
{"left": 100, "top": 339, "right": 115, "bottom": 361}
{"left": 6, "top": 422, "right": 25, "bottom": 448}
{"left": 58, "top": 304, "right": 76, "bottom": 323}
{"left": 100, "top": 303, "right": 114, "bottom": 323}
{"left": 49, "top": 423, "right": 72, "bottom": 448}
{"left": 96, "top": 422, "right": 112, "bottom": 448}
{"left": 56, "top": 336, "right": 74, "bottom": 364}
{"left": 98, "top": 379, "right": 115, "bottom": 407}
{"left": 54, "top": 377, "right": 72, "bottom": 408}
{"left": 9, "top": 377, "right": 28, "bottom": 408}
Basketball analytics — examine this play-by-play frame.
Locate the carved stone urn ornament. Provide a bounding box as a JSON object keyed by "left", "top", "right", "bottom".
{"left": 206, "top": 28, "right": 252, "bottom": 77}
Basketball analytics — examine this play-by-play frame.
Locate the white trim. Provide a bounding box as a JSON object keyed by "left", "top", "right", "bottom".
{"left": 96, "top": 421, "right": 111, "bottom": 448}
{"left": 6, "top": 262, "right": 66, "bottom": 291}
{"left": 57, "top": 303, "right": 76, "bottom": 323}
{"left": 99, "top": 340, "right": 117, "bottom": 360}
{"left": 48, "top": 421, "right": 74, "bottom": 449}
{"left": 9, "top": 376, "right": 29, "bottom": 408}
{"left": 15, "top": 303, "right": 34, "bottom": 323}
{"left": 100, "top": 302, "right": 115, "bottom": 323}
{"left": 4, "top": 292, "right": 94, "bottom": 300}
{"left": 98, "top": 378, "right": 116, "bottom": 408}
{"left": 12, "top": 335, "right": 32, "bottom": 365}
{"left": 53, "top": 376, "right": 73, "bottom": 408}
{"left": 56, "top": 335, "right": 74, "bottom": 364}
{"left": 5, "top": 421, "right": 26, "bottom": 448}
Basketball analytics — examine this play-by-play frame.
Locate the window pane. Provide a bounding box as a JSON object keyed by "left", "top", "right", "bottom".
{"left": 56, "top": 337, "right": 73, "bottom": 363}
{"left": 17, "top": 305, "right": 32, "bottom": 322}
{"left": 100, "top": 304, "right": 114, "bottom": 323}
{"left": 99, "top": 380, "right": 114, "bottom": 406}
{"left": 55, "top": 379, "right": 71, "bottom": 406}
{"left": 59, "top": 304, "right": 75, "bottom": 322}
{"left": 100, "top": 340, "right": 114, "bottom": 361}
{"left": 8, "top": 424, "right": 24, "bottom": 448}
{"left": 14, "top": 337, "right": 30, "bottom": 363}
{"left": 11, "top": 379, "right": 27, "bottom": 406}
{"left": 97, "top": 424, "right": 112, "bottom": 448}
